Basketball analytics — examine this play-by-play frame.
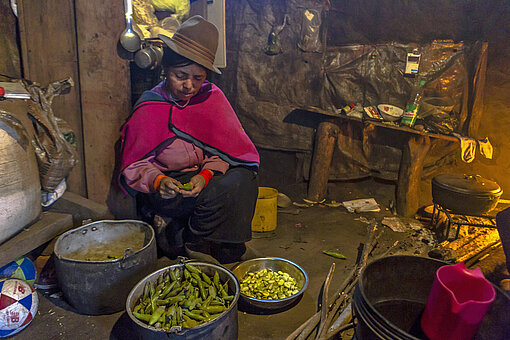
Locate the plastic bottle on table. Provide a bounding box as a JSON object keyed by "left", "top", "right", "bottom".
{"left": 401, "top": 80, "right": 425, "bottom": 127}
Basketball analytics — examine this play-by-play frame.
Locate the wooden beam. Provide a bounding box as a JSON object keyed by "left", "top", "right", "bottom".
{"left": 0, "top": 212, "right": 73, "bottom": 268}
{"left": 468, "top": 42, "right": 488, "bottom": 138}
{"left": 74, "top": 0, "right": 132, "bottom": 211}
{"left": 190, "top": 0, "right": 208, "bottom": 17}
{"left": 307, "top": 121, "right": 339, "bottom": 202}
{"left": 17, "top": 0, "right": 87, "bottom": 196}
{"left": 0, "top": 1, "right": 21, "bottom": 78}
{"left": 396, "top": 135, "right": 431, "bottom": 217}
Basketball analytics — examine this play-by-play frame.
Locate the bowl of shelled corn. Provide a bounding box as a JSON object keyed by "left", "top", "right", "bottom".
{"left": 231, "top": 257, "right": 308, "bottom": 310}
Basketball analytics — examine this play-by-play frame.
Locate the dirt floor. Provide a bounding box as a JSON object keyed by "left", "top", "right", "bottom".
{"left": 12, "top": 180, "right": 510, "bottom": 339}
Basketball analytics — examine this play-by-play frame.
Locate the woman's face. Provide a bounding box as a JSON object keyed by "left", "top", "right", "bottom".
{"left": 165, "top": 64, "right": 207, "bottom": 101}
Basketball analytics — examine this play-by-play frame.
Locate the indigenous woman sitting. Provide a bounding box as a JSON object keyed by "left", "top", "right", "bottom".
{"left": 119, "top": 16, "right": 260, "bottom": 263}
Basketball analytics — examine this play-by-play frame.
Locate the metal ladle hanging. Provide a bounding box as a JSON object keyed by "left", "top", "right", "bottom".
{"left": 119, "top": 0, "right": 141, "bottom": 52}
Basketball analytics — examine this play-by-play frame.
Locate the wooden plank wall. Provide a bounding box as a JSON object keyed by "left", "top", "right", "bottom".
{"left": 17, "top": 0, "right": 135, "bottom": 216}
{"left": 17, "top": 0, "right": 87, "bottom": 196}
{"left": 74, "top": 0, "right": 135, "bottom": 217}
{"left": 0, "top": 1, "right": 21, "bottom": 78}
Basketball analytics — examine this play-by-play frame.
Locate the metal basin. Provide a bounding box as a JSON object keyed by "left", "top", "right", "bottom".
{"left": 126, "top": 262, "right": 240, "bottom": 340}
{"left": 54, "top": 220, "right": 157, "bottom": 315}
{"left": 231, "top": 257, "right": 308, "bottom": 310}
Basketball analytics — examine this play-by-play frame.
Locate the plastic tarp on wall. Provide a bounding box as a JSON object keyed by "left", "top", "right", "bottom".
{"left": 220, "top": 0, "right": 485, "bottom": 181}
{"left": 320, "top": 41, "right": 477, "bottom": 181}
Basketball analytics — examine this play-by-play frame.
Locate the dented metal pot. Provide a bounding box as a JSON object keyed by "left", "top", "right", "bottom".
{"left": 54, "top": 220, "right": 157, "bottom": 315}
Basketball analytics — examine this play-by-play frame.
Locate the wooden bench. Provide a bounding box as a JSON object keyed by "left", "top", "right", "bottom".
{"left": 0, "top": 211, "right": 72, "bottom": 268}
{"left": 0, "top": 192, "right": 109, "bottom": 268}
{"left": 302, "top": 106, "right": 458, "bottom": 217}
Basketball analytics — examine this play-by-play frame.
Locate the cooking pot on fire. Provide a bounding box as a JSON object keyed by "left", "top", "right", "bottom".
{"left": 432, "top": 174, "right": 503, "bottom": 216}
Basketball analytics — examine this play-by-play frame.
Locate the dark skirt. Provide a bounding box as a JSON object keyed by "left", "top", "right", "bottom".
{"left": 138, "top": 167, "right": 258, "bottom": 247}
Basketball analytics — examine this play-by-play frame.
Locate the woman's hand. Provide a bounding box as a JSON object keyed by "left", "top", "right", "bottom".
{"left": 180, "top": 174, "right": 206, "bottom": 198}
{"left": 159, "top": 176, "right": 182, "bottom": 199}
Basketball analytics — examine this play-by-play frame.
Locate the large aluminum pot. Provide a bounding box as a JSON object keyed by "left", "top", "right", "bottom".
{"left": 0, "top": 111, "right": 41, "bottom": 244}
{"left": 54, "top": 220, "right": 157, "bottom": 315}
{"left": 126, "top": 261, "right": 240, "bottom": 340}
{"left": 432, "top": 174, "right": 503, "bottom": 216}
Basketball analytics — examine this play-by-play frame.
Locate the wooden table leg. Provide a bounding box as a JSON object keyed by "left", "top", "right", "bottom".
{"left": 396, "top": 134, "right": 431, "bottom": 217}
{"left": 307, "top": 121, "right": 339, "bottom": 202}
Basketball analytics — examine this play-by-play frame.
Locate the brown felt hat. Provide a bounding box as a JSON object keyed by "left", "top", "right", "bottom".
{"left": 159, "top": 15, "right": 221, "bottom": 74}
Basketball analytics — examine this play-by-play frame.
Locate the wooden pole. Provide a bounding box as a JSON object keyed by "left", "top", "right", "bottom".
{"left": 396, "top": 135, "right": 431, "bottom": 217}
{"left": 468, "top": 42, "right": 488, "bottom": 138}
{"left": 307, "top": 121, "right": 339, "bottom": 202}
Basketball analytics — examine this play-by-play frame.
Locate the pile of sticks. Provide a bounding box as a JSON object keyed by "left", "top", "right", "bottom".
{"left": 286, "top": 223, "right": 397, "bottom": 340}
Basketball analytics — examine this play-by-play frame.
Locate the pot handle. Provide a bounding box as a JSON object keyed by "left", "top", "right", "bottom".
{"left": 177, "top": 256, "right": 191, "bottom": 264}
{"left": 119, "top": 248, "right": 139, "bottom": 269}
{"left": 166, "top": 325, "right": 189, "bottom": 336}
{"left": 465, "top": 174, "right": 482, "bottom": 183}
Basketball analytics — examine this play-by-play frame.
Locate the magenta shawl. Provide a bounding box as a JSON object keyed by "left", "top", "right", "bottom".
{"left": 119, "top": 82, "right": 259, "bottom": 191}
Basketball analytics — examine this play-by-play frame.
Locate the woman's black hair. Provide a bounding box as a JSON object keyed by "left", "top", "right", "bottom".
{"left": 162, "top": 47, "right": 195, "bottom": 69}
{"left": 162, "top": 47, "right": 210, "bottom": 78}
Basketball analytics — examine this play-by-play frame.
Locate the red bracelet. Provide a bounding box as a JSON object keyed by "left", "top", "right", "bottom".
{"left": 198, "top": 170, "right": 213, "bottom": 187}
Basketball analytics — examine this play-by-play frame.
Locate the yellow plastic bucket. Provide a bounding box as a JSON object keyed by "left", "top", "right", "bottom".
{"left": 251, "top": 187, "right": 278, "bottom": 232}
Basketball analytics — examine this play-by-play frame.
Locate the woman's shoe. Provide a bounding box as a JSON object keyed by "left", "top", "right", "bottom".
{"left": 240, "top": 243, "right": 263, "bottom": 261}
{"left": 184, "top": 242, "right": 220, "bottom": 264}
{"left": 153, "top": 215, "right": 185, "bottom": 259}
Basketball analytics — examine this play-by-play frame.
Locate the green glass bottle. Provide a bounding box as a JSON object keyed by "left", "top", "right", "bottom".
{"left": 401, "top": 80, "right": 425, "bottom": 127}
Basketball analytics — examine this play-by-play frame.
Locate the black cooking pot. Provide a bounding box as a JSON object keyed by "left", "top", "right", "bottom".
{"left": 432, "top": 174, "right": 503, "bottom": 216}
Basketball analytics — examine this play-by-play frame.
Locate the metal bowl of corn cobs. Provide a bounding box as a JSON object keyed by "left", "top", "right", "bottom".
{"left": 231, "top": 257, "right": 308, "bottom": 311}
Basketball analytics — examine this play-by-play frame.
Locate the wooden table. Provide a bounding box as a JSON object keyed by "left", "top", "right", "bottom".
{"left": 301, "top": 106, "right": 458, "bottom": 217}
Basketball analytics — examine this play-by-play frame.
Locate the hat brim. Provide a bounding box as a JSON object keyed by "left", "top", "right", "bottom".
{"left": 159, "top": 34, "right": 221, "bottom": 74}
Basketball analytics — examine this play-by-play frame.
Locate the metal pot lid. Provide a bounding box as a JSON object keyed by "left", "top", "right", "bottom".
{"left": 432, "top": 174, "right": 502, "bottom": 196}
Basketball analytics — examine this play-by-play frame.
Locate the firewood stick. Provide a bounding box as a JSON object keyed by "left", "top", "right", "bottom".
{"left": 327, "top": 323, "right": 355, "bottom": 339}
{"left": 288, "top": 267, "right": 356, "bottom": 340}
{"left": 316, "top": 263, "right": 336, "bottom": 339}
{"left": 285, "top": 313, "right": 320, "bottom": 340}
{"left": 326, "top": 302, "right": 352, "bottom": 338}
{"left": 296, "top": 312, "right": 321, "bottom": 340}
{"left": 357, "top": 224, "right": 378, "bottom": 276}
{"left": 288, "top": 225, "right": 378, "bottom": 340}
{"left": 317, "top": 279, "right": 358, "bottom": 340}
{"left": 324, "top": 240, "right": 398, "bottom": 340}
{"left": 297, "top": 269, "right": 358, "bottom": 340}
{"left": 318, "top": 227, "right": 380, "bottom": 340}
